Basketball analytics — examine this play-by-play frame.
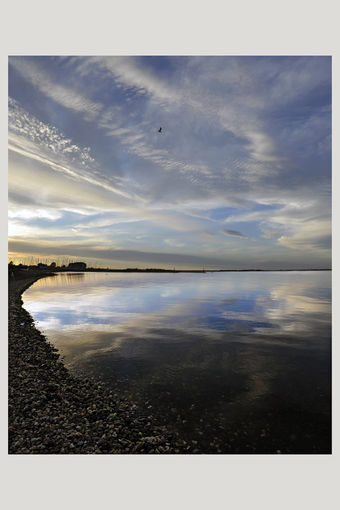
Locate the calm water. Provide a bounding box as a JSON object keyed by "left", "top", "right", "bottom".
{"left": 23, "top": 271, "right": 331, "bottom": 453}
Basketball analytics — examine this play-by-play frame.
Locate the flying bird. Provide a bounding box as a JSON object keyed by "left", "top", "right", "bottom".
{"left": 158, "top": 127, "right": 162, "bottom": 133}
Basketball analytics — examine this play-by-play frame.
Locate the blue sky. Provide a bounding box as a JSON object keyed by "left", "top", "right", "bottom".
{"left": 8, "top": 56, "right": 331, "bottom": 269}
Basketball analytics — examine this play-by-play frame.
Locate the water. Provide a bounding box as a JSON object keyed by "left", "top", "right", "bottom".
{"left": 23, "top": 271, "right": 331, "bottom": 453}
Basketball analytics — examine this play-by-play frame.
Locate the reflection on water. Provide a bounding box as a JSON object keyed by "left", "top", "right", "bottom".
{"left": 24, "top": 271, "right": 331, "bottom": 453}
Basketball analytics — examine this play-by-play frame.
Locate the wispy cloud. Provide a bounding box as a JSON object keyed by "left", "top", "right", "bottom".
{"left": 8, "top": 56, "right": 331, "bottom": 268}
{"left": 8, "top": 238, "right": 227, "bottom": 267}
{"left": 221, "top": 228, "right": 247, "bottom": 238}
{"left": 278, "top": 219, "right": 331, "bottom": 252}
{"left": 73, "top": 56, "right": 281, "bottom": 171}
{"left": 9, "top": 57, "right": 103, "bottom": 120}
{"left": 8, "top": 98, "right": 133, "bottom": 202}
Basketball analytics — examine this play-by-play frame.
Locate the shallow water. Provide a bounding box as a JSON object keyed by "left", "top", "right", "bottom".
{"left": 23, "top": 271, "right": 331, "bottom": 453}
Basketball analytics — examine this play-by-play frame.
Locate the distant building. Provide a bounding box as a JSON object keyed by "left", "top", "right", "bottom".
{"left": 68, "top": 262, "right": 87, "bottom": 271}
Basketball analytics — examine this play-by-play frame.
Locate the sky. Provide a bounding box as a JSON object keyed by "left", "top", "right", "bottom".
{"left": 8, "top": 56, "right": 331, "bottom": 269}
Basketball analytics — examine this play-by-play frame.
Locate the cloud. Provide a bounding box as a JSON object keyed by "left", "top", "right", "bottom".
{"left": 8, "top": 238, "right": 227, "bottom": 267}
{"left": 8, "top": 190, "right": 41, "bottom": 207}
{"left": 8, "top": 57, "right": 331, "bottom": 269}
{"left": 8, "top": 98, "right": 133, "bottom": 203}
{"left": 74, "top": 56, "right": 182, "bottom": 104}
{"left": 9, "top": 57, "right": 103, "bottom": 120}
{"left": 221, "top": 228, "right": 247, "bottom": 238}
{"left": 72, "top": 56, "right": 281, "bottom": 168}
{"left": 277, "top": 219, "right": 331, "bottom": 252}
{"left": 164, "top": 239, "right": 186, "bottom": 248}
{"left": 8, "top": 104, "right": 217, "bottom": 238}
{"left": 8, "top": 209, "right": 61, "bottom": 221}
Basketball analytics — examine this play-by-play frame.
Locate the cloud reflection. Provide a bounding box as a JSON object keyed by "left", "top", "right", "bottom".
{"left": 23, "top": 272, "right": 331, "bottom": 369}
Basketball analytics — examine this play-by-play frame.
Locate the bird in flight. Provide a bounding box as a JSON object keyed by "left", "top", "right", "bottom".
{"left": 158, "top": 127, "right": 162, "bottom": 133}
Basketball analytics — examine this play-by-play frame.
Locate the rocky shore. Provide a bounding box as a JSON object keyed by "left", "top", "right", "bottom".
{"left": 8, "top": 275, "right": 187, "bottom": 454}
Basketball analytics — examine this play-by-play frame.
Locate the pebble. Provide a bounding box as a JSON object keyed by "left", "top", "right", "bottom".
{"left": 8, "top": 275, "right": 189, "bottom": 455}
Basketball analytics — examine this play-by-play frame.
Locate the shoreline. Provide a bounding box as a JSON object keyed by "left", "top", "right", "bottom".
{"left": 8, "top": 274, "right": 186, "bottom": 454}
{"left": 44, "top": 268, "right": 332, "bottom": 272}
{"left": 9, "top": 272, "right": 331, "bottom": 454}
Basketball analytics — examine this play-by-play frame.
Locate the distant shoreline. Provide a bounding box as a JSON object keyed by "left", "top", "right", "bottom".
{"left": 65, "top": 268, "right": 332, "bottom": 274}
{"left": 8, "top": 267, "right": 331, "bottom": 283}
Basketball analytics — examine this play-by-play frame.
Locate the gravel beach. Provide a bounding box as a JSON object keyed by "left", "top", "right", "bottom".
{"left": 8, "top": 274, "right": 188, "bottom": 454}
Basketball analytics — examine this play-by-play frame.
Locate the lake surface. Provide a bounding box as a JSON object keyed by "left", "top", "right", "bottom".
{"left": 23, "top": 271, "right": 331, "bottom": 453}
